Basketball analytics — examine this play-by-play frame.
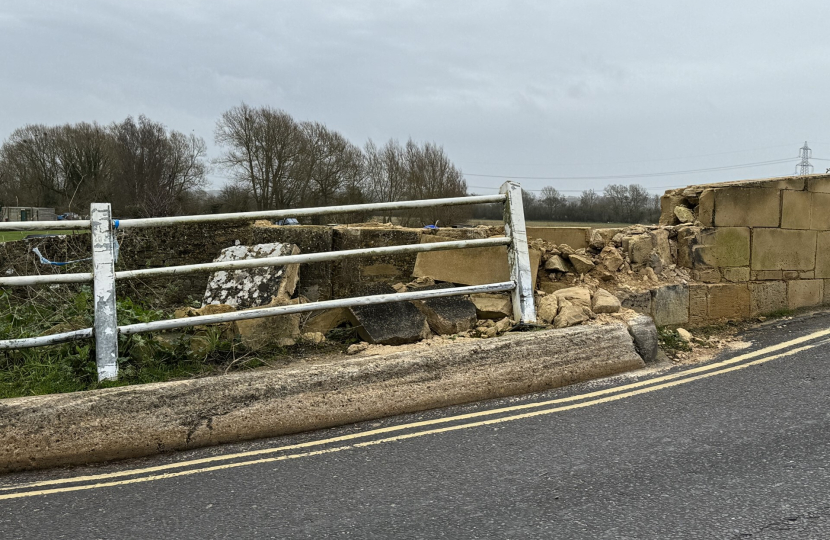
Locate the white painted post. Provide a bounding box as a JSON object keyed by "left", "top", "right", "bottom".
{"left": 90, "top": 203, "right": 118, "bottom": 381}
{"left": 500, "top": 181, "right": 536, "bottom": 324}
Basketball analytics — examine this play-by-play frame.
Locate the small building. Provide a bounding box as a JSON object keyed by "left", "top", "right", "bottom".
{"left": 1, "top": 207, "right": 56, "bottom": 222}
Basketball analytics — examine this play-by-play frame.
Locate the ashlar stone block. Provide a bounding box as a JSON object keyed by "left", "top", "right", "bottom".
{"left": 650, "top": 284, "right": 689, "bottom": 326}
{"left": 788, "top": 279, "right": 823, "bottom": 310}
{"left": 810, "top": 192, "right": 830, "bottom": 230}
{"left": 698, "top": 190, "right": 715, "bottom": 227}
{"left": 781, "top": 190, "right": 812, "bottom": 229}
{"left": 807, "top": 175, "right": 830, "bottom": 193}
{"left": 751, "top": 229, "right": 816, "bottom": 271}
{"left": 694, "top": 227, "right": 750, "bottom": 268}
{"left": 749, "top": 281, "right": 787, "bottom": 316}
{"left": 818, "top": 231, "right": 830, "bottom": 279}
{"left": 707, "top": 283, "right": 750, "bottom": 320}
{"left": 713, "top": 187, "right": 780, "bottom": 227}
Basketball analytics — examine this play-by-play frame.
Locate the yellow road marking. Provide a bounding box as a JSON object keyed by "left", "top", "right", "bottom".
{"left": 3, "top": 326, "right": 829, "bottom": 494}
{"left": 0, "top": 337, "right": 823, "bottom": 501}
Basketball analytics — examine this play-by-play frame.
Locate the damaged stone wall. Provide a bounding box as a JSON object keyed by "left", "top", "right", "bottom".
{"left": 658, "top": 174, "right": 830, "bottom": 323}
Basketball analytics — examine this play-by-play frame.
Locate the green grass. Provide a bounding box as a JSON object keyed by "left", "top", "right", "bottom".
{"left": 0, "top": 230, "right": 85, "bottom": 242}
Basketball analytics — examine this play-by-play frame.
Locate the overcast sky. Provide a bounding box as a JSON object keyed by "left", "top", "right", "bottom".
{"left": 2, "top": 1, "right": 829, "bottom": 195}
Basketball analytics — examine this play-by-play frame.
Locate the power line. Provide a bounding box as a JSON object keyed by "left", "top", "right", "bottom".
{"left": 468, "top": 143, "right": 802, "bottom": 168}
{"left": 464, "top": 157, "right": 797, "bottom": 181}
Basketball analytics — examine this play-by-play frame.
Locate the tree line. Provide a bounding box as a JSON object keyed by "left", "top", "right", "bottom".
{"left": 0, "top": 103, "right": 658, "bottom": 225}
{"left": 472, "top": 183, "right": 660, "bottom": 224}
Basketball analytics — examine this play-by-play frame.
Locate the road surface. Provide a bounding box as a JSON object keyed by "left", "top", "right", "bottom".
{"left": 2, "top": 312, "right": 830, "bottom": 539}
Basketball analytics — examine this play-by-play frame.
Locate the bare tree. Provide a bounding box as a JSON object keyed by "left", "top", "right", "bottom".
{"left": 110, "top": 116, "right": 207, "bottom": 217}
{"left": 214, "top": 103, "right": 304, "bottom": 210}
{"left": 539, "top": 186, "right": 566, "bottom": 220}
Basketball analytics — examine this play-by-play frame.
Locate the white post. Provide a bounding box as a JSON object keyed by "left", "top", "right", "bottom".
{"left": 500, "top": 181, "right": 536, "bottom": 324}
{"left": 90, "top": 203, "right": 118, "bottom": 381}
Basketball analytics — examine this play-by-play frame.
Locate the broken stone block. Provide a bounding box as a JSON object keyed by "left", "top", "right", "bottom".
{"left": 537, "top": 295, "right": 560, "bottom": 324}
{"left": 589, "top": 228, "right": 624, "bottom": 250}
{"left": 303, "top": 308, "right": 351, "bottom": 334}
{"left": 627, "top": 315, "right": 659, "bottom": 363}
{"left": 300, "top": 332, "right": 326, "bottom": 345}
{"left": 674, "top": 206, "right": 695, "bottom": 224}
{"left": 236, "top": 296, "right": 302, "bottom": 350}
{"left": 591, "top": 289, "right": 621, "bottom": 314}
{"left": 411, "top": 283, "right": 477, "bottom": 335}
{"left": 599, "top": 246, "right": 625, "bottom": 272}
{"left": 568, "top": 254, "right": 595, "bottom": 274}
{"left": 348, "top": 283, "right": 429, "bottom": 345}
{"left": 203, "top": 243, "right": 300, "bottom": 309}
{"left": 471, "top": 293, "right": 512, "bottom": 319}
{"left": 627, "top": 235, "right": 654, "bottom": 265}
{"left": 545, "top": 254, "right": 570, "bottom": 272}
{"left": 538, "top": 281, "right": 572, "bottom": 295}
{"left": 552, "top": 287, "right": 592, "bottom": 309}
{"left": 553, "top": 299, "right": 591, "bottom": 329}
{"left": 174, "top": 303, "right": 237, "bottom": 338}
{"left": 676, "top": 328, "right": 692, "bottom": 343}
{"left": 494, "top": 317, "right": 513, "bottom": 333}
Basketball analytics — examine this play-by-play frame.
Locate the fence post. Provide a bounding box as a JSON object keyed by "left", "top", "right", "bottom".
{"left": 500, "top": 181, "right": 536, "bottom": 324}
{"left": 90, "top": 203, "right": 118, "bottom": 381}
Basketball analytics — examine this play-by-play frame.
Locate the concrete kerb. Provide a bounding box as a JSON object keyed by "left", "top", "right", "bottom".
{"left": 0, "top": 324, "right": 644, "bottom": 473}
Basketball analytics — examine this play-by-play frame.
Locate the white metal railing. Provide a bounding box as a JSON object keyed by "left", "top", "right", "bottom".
{"left": 0, "top": 181, "right": 535, "bottom": 381}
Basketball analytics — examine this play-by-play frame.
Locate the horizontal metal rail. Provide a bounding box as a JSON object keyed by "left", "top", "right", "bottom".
{"left": 119, "top": 281, "right": 515, "bottom": 335}
{"left": 0, "top": 272, "right": 94, "bottom": 286}
{"left": 0, "top": 221, "right": 91, "bottom": 231}
{"left": 117, "top": 194, "right": 507, "bottom": 229}
{"left": 0, "top": 237, "right": 511, "bottom": 286}
{"left": 114, "top": 237, "right": 511, "bottom": 280}
{"left": 0, "top": 328, "right": 93, "bottom": 350}
{"left": 0, "top": 281, "right": 515, "bottom": 349}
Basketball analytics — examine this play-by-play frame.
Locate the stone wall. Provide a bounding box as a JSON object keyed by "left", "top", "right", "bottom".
{"left": 657, "top": 174, "right": 830, "bottom": 325}
{"left": 0, "top": 222, "right": 502, "bottom": 305}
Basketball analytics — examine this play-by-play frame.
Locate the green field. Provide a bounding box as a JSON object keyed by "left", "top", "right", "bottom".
{"left": 0, "top": 230, "right": 83, "bottom": 243}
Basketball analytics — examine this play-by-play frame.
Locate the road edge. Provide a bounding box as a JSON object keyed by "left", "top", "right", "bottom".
{"left": 0, "top": 323, "right": 644, "bottom": 473}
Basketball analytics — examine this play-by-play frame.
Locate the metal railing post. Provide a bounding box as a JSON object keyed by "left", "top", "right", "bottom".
{"left": 90, "top": 203, "right": 118, "bottom": 381}
{"left": 500, "top": 181, "right": 536, "bottom": 324}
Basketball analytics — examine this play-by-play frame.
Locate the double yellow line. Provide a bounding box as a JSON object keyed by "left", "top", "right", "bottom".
{"left": 3, "top": 326, "right": 829, "bottom": 501}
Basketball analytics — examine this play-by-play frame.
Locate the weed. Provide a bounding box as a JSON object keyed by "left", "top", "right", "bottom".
{"left": 657, "top": 327, "right": 692, "bottom": 357}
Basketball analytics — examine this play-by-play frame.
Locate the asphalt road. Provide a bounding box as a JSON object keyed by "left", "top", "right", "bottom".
{"left": 3, "top": 312, "right": 830, "bottom": 539}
